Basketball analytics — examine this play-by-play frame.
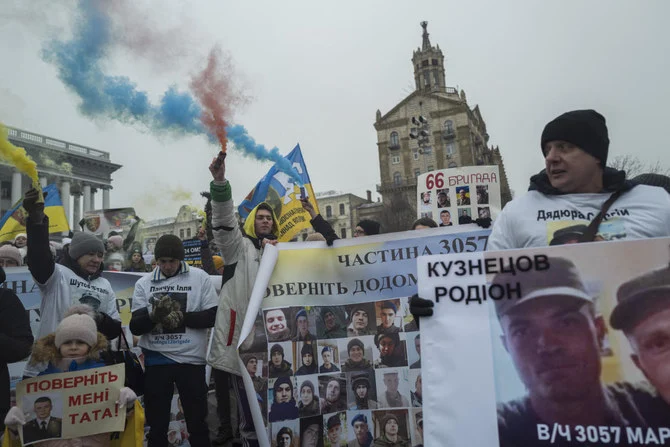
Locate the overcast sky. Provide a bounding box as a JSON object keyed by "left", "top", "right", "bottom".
{"left": 1, "top": 1, "right": 668, "bottom": 220}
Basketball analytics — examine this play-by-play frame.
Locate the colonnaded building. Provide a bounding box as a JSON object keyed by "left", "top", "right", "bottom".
{"left": 1, "top": 126, "right": 121, "bottom": 233}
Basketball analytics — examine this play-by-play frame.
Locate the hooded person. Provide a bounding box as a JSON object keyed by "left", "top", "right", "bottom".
{"left": 0, "top": 264, "right": 33, "bottom": 434}
{"left": 295, "top": 343, "right": 318, "bottom": 375}
{"left": 373, "top": 413, "right": 410, "bottom": 447}
{"left": 297, "top": 379, "right": 320, "bottom": 417}
{"left": 354, "top": 220, "right": 381, "bottom": 237}
{"left": 269, "top": 343, "right": 293, "bottom": 378}
{"left": 21, "top": 188, "right": 121, "bottom": 378}
{"left": 4, "top": 306, "right": 136, "bottom": 446}
{"left": 342, "top": 338, "right": 373, "bottom": 372}
{"left": 268, "top": 376, "right": 299, "bottom": 422}
{"left": 207, "top": 156, "right": 281, "bottom": 444}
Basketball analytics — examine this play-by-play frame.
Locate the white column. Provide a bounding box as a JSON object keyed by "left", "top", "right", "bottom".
{"left": 72, "top": 194, "right": 81, "bottom": 231}
{"left": 102, "top": 188, "right": 110, "bottom": 209}
{"left": 11, "top": 171, "right": 22, "bottom": 204}
{"left": 82, "top": 184, "right": 91, "bottom": 212}
{"left": 60, "top": 181, "right": 71, "bottom": 230}
{"left": 39, "top": 177, "right": 48, "bottom": 188}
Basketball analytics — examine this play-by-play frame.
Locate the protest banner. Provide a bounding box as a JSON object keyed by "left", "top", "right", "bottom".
{"left": 14, "top": 364, "right": 125, "bottom": 444}
{"left": 417, "top": 237, "right": 670, "bottom": 446}
{"left": 416, "top": 165, "right": 501, "bottom": 225}
{"left": 81, "top": 207, "right": 137, "bottom": 237}
{"left": 232, "top": 225, "right": 491, "bottom": 447}
{"left": 182, "top": 238, "right": 203, "bottom": 268}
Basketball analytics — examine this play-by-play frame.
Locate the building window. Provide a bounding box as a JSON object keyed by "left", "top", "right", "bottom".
{"left": 422, "top": 146, "right": 432, "bottom": 155}
{"left": 433, "top": 70, "right": 439, "bottom": 86}
{"left": 423, "top": 72, "right": 430, "bottom": 87}
{"left": 179, "top": 229, "right": 184, "bottom": 239}
{"left": 427, "top": 165, "right": 434, "bottom": 172}
{"left": 391, "top": 154, "right": 400, "bottom": 164}
{"left": 389, "top": 131, "right": 399, "bottom": 148}
{"left": 340, "top": 228, "right": 347, "bottom": 238}
{"left": 393, "top": 172, "right": 402, "bottom": 186}
{"left": 326, "top": 205, "right": 332, "bottom": 218}
{"left": 446, "top": 142, "right": 455, "bottom": 156}
{"left": 444, "top": 120, "right": 454, "bottom": 134}
{"left": 413, "top": 149, "right": 419, "bottom": 160}
{"left": 432, "top": 59, "right": 438, "bottom": 65}
{"left": 186, "top": 228, "right": 191, "bottom": 239}
{"left": 422, "top": 60, "right": 429, "bottom": 67}
{"left": 415, "top": 169, "right": 421, "bottom": 178}
{"left": 339, "top": 203, "right": 345, "bottom": 215}
{"left": 448, "top": 161, "right": 458, "bottom": 168}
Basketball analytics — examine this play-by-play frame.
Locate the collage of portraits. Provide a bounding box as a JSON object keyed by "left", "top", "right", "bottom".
{"left": 240, "top": 297, "right": 424, "bottom": 447}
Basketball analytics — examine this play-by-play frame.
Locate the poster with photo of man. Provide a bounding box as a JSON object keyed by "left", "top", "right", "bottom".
{"left": 233, "top": 226, "right": 491, "bottom": 445}
{"left": 418, "top": 237, "right": 670, "bottom": 446}
{"left": 416, "top": 166, "right": 501, "bottom": 224}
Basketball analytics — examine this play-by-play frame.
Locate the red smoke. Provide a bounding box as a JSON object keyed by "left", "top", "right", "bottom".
{"left": 190, "top": 47, "right": 233, "bottom": 152}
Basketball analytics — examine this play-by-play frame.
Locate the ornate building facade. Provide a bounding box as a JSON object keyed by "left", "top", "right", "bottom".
{"left": 374, "top": 22, "right": 511, "bottom": 229}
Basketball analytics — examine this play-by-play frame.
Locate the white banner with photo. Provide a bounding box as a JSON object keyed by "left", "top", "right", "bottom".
{"left": 418, "top": 237, "right": 670, "bottom": 446}
{"left": 236, "top": 225, "right": 492, "bottom": 447}
{"left": 416, "top": 165, "right": 501, "bottom": 225}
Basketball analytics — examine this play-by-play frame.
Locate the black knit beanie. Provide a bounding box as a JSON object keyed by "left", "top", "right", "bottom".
{"left": 540, "top": 109, "right": 610, "bottom": 165}
{"left": 154, "top": 234, "right": 185, "bottom": 260}
{"left": 348, "top": 338, "right": 364, "bottom": 354}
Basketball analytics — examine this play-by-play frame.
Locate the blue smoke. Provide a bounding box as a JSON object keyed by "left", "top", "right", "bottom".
{"left": 41, "top": 0, "right": 303, "bottom": 184}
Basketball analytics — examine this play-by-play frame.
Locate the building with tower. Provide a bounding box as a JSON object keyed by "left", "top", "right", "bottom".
{"left": 374, "top": 21, "right": 511, "bottom": 231}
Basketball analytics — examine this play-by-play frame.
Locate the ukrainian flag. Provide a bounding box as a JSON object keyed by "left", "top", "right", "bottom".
{"left": 238, "top": 144, "right": 319, "bottom": 242}
{"left": 0, "top": 183, "right": 70, "bottom": 242}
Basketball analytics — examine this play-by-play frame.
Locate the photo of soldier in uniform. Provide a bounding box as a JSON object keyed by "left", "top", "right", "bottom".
{"left": 476, "top": 185, "right": 489, "bottom": 204}
{"left": 409, "top": 371, "right": 422, "bottom": 408}
{"left": 372, "top": 410, "right": 411, "bottom": 447}
{"left": 407, "top": 334, "right": 421, "bottom": 369}
{"left": 318, "top": 343, "right": 341, "bottom": 373}
{"left": 373, "top": 332, "right": 407, "bottom": 368}
{"left": 339, "top": 337, "right": 374, "bottom": 372}
{"left": 22, "top": 396, "right": 62, "bottom": 444}
{"left": 375, "top": 368, "right": 410, "bottom": 409}
{"left": 300, "top": 415, "right": 324, "bottom": 447}
{"left": 268, "top": 376, "right": 299, "bottom": 423}
{"left": 296, "top": 342, "right": 319, "bottom": 376}
{"left": 273, "top": 420, "right": 299, "bottom": 447}
{"left": 345, "top": 411, "right": 373, "bottom": 447}
{"left": 318, "top": 307, "right": 348, "bottom": 339}
{"left": 324, "top": 412, "right": 347, "bottom": 447}
{"left": 265, "top": 308, "right": 292, "bottom": 342}
{"left": 347, "top": 371, "right": 379, "bottom": 410}
{"left": 269, "top": 342, "right": 294, "bottom": 378}
{"left": 346, "top": 303, "right": 376, "bottom": 337}
{"left": 298, "top": 376, "right": 321, "bottom": 418}
{"left": 436, "top": 189, "right": 451, "bottom": 208}
{"left": 375, "top": 300, "right": 402, "bottom": 335}
{"left": 293, "top": 307, "right": 317, "bottom": 342}
{"left": 456, "top": 186, "right": 471, "bottom": 206}
{"left": 319, "top": 374, "right": 347, "bottom": 414}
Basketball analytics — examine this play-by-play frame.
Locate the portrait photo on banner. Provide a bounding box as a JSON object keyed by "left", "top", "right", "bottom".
{"left": 487, "top": 240, "right": 670, "bottom": 446}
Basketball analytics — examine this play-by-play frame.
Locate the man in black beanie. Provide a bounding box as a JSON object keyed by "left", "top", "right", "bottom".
{"left": 486, "top": 109, "right": 670, "bottom": 250}
{"left": 130, "top": 233, "right": 219, "bottom": 447}
{"left": 354, "top": 219, "right": 381, "bottom": 237}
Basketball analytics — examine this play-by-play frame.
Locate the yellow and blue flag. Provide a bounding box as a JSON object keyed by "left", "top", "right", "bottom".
{"left": 0, "top": 183, "right": 69, "bottom": 242}
{"left": 238, "top": 144, "right": 319, "bottom": 242}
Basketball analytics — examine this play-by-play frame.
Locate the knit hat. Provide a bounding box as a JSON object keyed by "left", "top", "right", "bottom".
{"left": 212, "top": 256, "right": 224, "bottom": 270}
{"left": 381, "top": 414, "right": 399, "bottom": 430}
{"left": 540, "top": 109, "right": 610, "bottom": 165}
{"left": 271, "top": 343, "right": 284, "bottom": 356}
{"left": 351, "top": 372, "right": 370, "bottom": 391}
{"left": 55, "top": 305, "right": 98, "bottom": 348}
{"left": 243, "top": 354, "right": 258, "bottom": 366}
{"left": 327, "top": 414, "right": 341, "bottom": 430}
{"left": 381, "top": 300, "right": 397, "bottom": 313}
{"left": 348, "top": 304, "right": 368, "bottom": 320}
{"left": 632, "top": 173, "right": 670, "bottom": 194}
{"left": 107, "top": 235, "right": 123, "bottom": 249}
{"left": 273, "top": 376, "right": 292, "bottom": 393}
{"left": 347, "top": 338, "right": 364, "bottom": 354}
{"left": 356, "top": 219, "right": 380, "bottom": 236}
{"left": 301, "top": 343, "right": 315, "bottom": 358}
{"left": 0, "top": 245, "right": 22, "bottom": 266}
{"left": 321, "top": 306, "right": 335, "bottom": 320}
{"left": 154, "top": 234, "right": 185, "bottom": 260}
{"left": 375, "top": 332, "right": 399, "bottom": 348}
{"left": 351, "top": 414, "right": 367, "bottom": 427}
{"left": 69, "top": 232, "right": 105, "bottom": 260}
{"left": 13, "top": 233, "right": 27, "bottom": 242}
{"left": 300, "top": 380, "right": 315, "bottom": 394}
{"left": 295, "top": 308, "right": 307, "bottom": 321}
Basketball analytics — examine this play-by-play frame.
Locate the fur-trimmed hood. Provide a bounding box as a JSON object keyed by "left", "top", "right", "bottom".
{"left": 31, "top": 332, "right": 108, "bottom": 364}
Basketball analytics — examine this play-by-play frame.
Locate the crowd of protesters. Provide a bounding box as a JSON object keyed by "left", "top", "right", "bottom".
{"left": 0, "top": 108, "right": 669, "bottom": 446}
